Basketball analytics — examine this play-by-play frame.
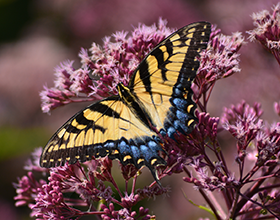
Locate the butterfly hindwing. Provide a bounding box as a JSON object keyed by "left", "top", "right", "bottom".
{"left": 40, "top": 22, "right": 211, "bottom": 182}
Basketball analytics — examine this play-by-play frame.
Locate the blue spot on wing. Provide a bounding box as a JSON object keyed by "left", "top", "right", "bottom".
{"left": 115, "top": 137, "right": 165, "bottom": 168}
{"left": 130, "top": 145, "right": 141, "bottom": 159}
{"left": 172, "top": 98, "right": 189, "bottom": 110}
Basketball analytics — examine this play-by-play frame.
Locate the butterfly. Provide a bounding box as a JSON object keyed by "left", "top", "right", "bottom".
{"left": 40, "top": 22, "right": 211, "bottom": 182}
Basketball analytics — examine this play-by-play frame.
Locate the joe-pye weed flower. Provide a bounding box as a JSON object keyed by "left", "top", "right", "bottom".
{"left": 14, "top": 3, "right": 280, "bottom": 219}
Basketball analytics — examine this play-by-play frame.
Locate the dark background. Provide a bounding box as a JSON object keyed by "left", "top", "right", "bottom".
{"left": 0, "top": 0, "right": 279, "bottom": 219}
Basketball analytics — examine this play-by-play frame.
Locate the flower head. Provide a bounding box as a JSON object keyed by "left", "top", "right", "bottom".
{"left": 198, "top": 30, "right": 243, "bottom": 83}
{"left": 221, "top": 101, "right": 264, "bottom": 162}
{"left": 193, "top": 26, "right": 244, "bottom": 112}
{"left": 13, "top": 172, "right": 46, "bottom": 208}
{"left": 40, "top": 18, "right": 173, "bottom": 113}
{"left": 248, "top": 3, "right": 280, "bottom": 65}
{"left": 255, "top": 122, "right": 280, "bottom": 167}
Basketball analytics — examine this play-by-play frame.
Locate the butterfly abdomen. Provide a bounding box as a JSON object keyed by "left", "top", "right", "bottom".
{"left": 117, "top": 82, "right": 155, "bottom": 129}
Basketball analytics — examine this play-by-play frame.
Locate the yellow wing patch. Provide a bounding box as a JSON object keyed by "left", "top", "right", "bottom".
{"left": 40, "top": 97, "right": 158, "bottom": 168}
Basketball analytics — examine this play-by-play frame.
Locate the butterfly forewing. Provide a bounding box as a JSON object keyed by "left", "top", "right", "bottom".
{"left": 129, "top": 22, "right": 211, "bottom": 137}
{"left": 41, "top": 97, "right": 118, "bottom": 167}
{"left": 40, "top": 96, "right": 162, "bottom": 170}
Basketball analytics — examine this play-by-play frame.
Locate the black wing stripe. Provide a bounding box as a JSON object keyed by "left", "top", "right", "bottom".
{"left": 89, "top": 102, "right": 121, "bottom": 118}
{"left": 138, "top": 60, "right": 152, "bottom": 93}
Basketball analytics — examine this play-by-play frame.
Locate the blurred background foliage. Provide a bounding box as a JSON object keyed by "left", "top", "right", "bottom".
{"left": 1, "top": 0, "right": 280, "bottom": 219}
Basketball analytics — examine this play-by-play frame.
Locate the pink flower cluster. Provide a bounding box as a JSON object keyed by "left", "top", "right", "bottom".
{"left": 40, "top": 18, "right": 173, "bottom": 113}
{"left": 14, "top": 4, "right": 280, "bottom": 219}
{"left": 248, "top": 3, "right": 280, "bottom": 65}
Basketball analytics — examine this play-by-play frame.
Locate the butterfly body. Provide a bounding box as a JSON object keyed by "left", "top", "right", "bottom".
{"left": 40, "top": 22, "right": 211, "bottom": 182}
{"left": 117, "top": 82, "right": 154, "bottom": 129}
